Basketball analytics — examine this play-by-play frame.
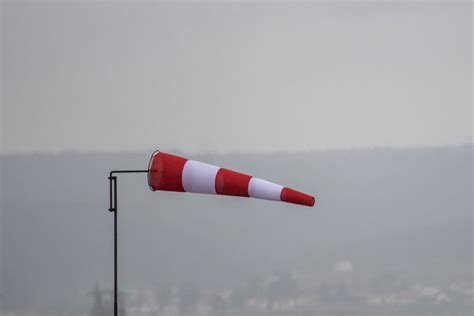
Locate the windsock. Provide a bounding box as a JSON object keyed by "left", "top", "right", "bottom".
{"left": 147, "top": 151, "right": 315, "bottom": 207}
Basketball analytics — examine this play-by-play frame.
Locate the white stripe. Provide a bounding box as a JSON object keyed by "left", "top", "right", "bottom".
{"left": 248, "top": 177, "right": 283, "bottom": 201}
{"left": 182, "top": 160, "right": 220, "bottom": 194}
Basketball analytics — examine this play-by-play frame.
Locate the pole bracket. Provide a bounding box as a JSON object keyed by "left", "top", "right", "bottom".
{"left": 108, "top": 176, "right": 117, "bottom": 212}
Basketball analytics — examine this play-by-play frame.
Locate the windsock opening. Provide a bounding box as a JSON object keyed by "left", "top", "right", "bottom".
{"left": 148, "top": 150, "right": 187, "bottom": 192}
{"left": 147, "top": 150, "right": 315, "bottom": 207}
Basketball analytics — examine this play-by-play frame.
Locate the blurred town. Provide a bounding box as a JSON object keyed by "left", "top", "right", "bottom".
{"left": 85, "top": 269, "right": 473, "bottom": 316}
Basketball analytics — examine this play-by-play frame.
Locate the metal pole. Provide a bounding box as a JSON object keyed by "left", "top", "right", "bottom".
{"left": 113, "top": 178, "right": 117, "bottom": 316}
{"left": 108, "top": 170, "right": 148, "bottom": 316}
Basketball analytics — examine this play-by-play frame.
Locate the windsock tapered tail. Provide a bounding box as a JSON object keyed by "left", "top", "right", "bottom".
{"left": 147, "top": 151, "right": 315, "bottom": 207}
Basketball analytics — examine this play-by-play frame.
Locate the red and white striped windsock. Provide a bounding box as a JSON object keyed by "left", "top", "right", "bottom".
{"left": 147, "top": 151, "right": 315, "bottom": 207}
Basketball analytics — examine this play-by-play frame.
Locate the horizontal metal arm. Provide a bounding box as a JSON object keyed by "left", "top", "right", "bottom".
{"left": 109, "top": 169, "right": 149, "bottom": 178}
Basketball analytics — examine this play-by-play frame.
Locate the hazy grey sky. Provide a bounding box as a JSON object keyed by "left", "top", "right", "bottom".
{"left": 1, "top": 1, "right": 472, "bottom": 154}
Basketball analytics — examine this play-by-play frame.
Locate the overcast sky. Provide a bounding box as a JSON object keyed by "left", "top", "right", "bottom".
{"left": 1, "top": 1, "right": 472, "bottom": 154}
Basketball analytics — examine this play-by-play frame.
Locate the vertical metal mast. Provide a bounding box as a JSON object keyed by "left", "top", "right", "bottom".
{"left": 108, "top": 170, "right": 148, "bottom": 316}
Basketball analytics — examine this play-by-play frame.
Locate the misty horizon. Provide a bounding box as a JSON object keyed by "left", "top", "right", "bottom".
{"left": 1, "top": 142, "right": 473, "bottom": 157}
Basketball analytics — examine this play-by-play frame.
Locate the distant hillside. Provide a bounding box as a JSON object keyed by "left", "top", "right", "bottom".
{"left": 0, "top": 145, "right": 472, "bottom": 313}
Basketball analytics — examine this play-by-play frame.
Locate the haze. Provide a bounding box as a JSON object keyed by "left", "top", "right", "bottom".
{"left": 1, "top": 1, "right": 472, "bottom": 154}
{"left": 0, "top": 1, "right": 472, "bottom": 316}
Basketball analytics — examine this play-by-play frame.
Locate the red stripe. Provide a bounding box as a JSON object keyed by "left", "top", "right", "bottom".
{"left": 148, "top": 152, "right": 187, "bottom": 192}
{"left": 280, "top": 187, "right": 315, "bottom": 207}
{"left": 215, "top": 168, "right": 252, "bottom": 197}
